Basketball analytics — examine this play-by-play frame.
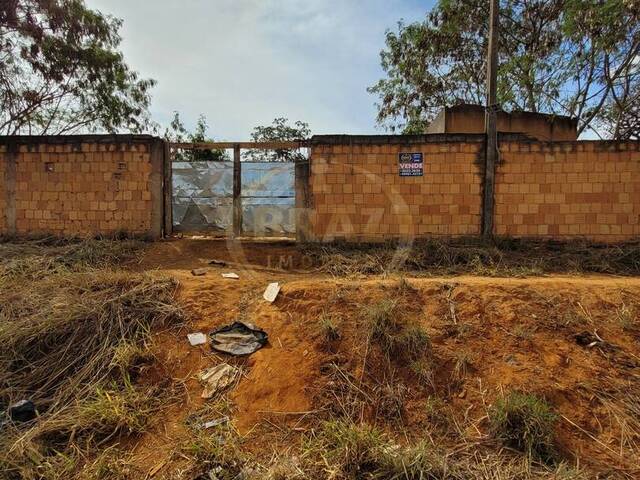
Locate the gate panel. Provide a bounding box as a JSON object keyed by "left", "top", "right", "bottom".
{"left": 172, "top": 161, "right": 233, "bottom": 232}
{"left": 241, "top": 162, "right": 295, "bottom": 236}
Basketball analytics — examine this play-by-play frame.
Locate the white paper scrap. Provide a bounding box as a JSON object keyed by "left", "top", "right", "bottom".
{"left": 202, "top": 416, "right": 229, "bottom": 429}
{"left": 221, "top": 272, "right": 240, "bottom": 279}
{"left": 263, "top": 282, "right": 280, "bottom": 302}
{"left": 187, "top": 332, "right": 207, "bottom": 346}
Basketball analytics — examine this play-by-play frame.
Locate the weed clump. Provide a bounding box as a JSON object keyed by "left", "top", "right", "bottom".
{"left": 362, "top": 299, "right": 430, "bottom": 362}
{"left": 489, "top": 391, "right": 558, "bottom": 462}
{"left": 616, "top": 304, "right": 636, "bottom": 331}
{"left": 410, "top": 359, "right": 435, "bottom": 387}
{"left": 181, "top": 424, "right": 246, "bottom": 479}
{"left": 374, "top": 382, "right": 407, "bottom": 421}
{"left": 307, "top": 420, "right": 390, "bottom": 478}
{"left": 318, "top": 312, "right": 341, "bottom": 342}
{"left": 0, "top": 238, "right": 142, "bottom": 279}
{"left": 396, "top": 325, "right": 431, "bottom": 362}
{"left": 77, "top": 382, "right": 161, "bottom": 436}
{"left": 305, "top": 419, "right": 578, "bottom": 479}
{"left": 452, "top": 351, "right": 474, "bottom": 380}
{"left": 380, "top": 441, "right": 451, "bottom": 479}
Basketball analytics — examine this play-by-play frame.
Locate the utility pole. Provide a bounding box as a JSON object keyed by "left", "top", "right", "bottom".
{"left": 483, "top": 0, "right": 499, "bottom": 237}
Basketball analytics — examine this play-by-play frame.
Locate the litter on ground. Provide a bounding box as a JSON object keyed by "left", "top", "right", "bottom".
{"left": 209, "top": 259, "right": 227, "bottom": 266}
{"left": 210, "top": 321, "right": 268, "bottom": 355}
{"left": 187, "top": 332, "right": 207, "bottom": 346}
{"left": 198, "top": 363, "right": 239, "bottom": 399}
{"left": 9, "top": 400, "right": 36, "bottom": 422}
{"left": 202, "top": 416, "right": 230, "bottom": 429}
{"left": 191, "top": 268, "right": 209, "bottom": 276}
{"left": 263, "top": 282, "right": 280, "bottom": 302}
{"left": 221, "top": 272, "right": 240, "bottom": 279}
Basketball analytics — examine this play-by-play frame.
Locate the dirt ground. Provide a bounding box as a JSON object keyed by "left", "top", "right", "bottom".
{"left": 128, "top": 238, "right": 640, "bottom": 478}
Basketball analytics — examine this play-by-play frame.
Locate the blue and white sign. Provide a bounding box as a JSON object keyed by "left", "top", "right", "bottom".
{"left": 398, "top": 152, "right": 423, "bottom": 177}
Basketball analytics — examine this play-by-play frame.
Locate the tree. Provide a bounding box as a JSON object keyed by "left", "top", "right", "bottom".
{"left": 369, "top": 0, "right": 640, "bottom": 139}
{"left": 0, "top": 0, "right": 155, "bottom": 135}
{"left": 164, "top": 112, "right": 228, "bottom": 162}
{"left": 599, "top": 83, "right": 640, "bottom": 140}
{"left": 246, "top": 117, "right": 311, "bottom": 162}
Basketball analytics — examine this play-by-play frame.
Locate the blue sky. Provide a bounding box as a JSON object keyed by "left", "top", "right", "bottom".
{"left": 87, "top": 0, "right": 433, "bottom": 139}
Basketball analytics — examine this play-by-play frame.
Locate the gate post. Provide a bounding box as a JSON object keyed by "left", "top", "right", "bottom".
{"left": 163, "top": 141, "right": 173, "bottom": 236}
{"left": 149, "top": 139, "right": 164, "bottom": 239}
{"left": 232, "top": 144, "right": 242, "bottom": 238}
{"left": 295, "top": 159, "right": 310, "bottom": 242}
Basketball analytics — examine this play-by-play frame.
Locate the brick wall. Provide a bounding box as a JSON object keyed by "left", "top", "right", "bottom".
{"left": 0, "top": 136, "right": 164, "bottom": 238}
{"left": 305, "top": 135, "right": 640, "bottom": 243}
{"left": 306, "top": 135, "right": 484, "bottom": 241}
{"left": 2, "top": 134, "right": 638, "bottom": 243}
{"left": 495, "top": 141, "right": 640, "bottom": 242}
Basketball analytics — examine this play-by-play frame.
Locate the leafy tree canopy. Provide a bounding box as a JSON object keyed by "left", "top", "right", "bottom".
{"left": 246, "top": 117, "right": 311, "bottom": 162}
{"left": 369, "top": 0, "right": 640, "bottom": 139}
{"left": 0, "top": 0, "right": 155, "bottom": 135}
{"left": 164, "top": 112, "right": 227, "bottom": 162}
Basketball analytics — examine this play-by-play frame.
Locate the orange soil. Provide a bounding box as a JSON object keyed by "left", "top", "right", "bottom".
{"left": 128, "top": 238, "right": 640, "bottom": 478}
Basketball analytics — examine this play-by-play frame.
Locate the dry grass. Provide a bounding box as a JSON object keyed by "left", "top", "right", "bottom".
{"left": 318, "top": 362, "right": 373, "bottom": 421}
{"left": 179, "top": 422, "right": 247, "bottom": 479}
{"left": 0, "top": 239, "right": 184, "bottom": 479}
{"left": 489, "top": 391, "right": 558, "bottom": 463}
{"left": 362, "top": 298, "right": 431, "bottom": 363}
{"left": 0, "top": 237, "right": 142, "bottom": 278}
{"left": 301, "top": 237, "right": 640, "bottom": 277}
{"left": 301, "top": 419, "right": 586, "bottom": 479}
{"left": 2, "top": 238, "right": 636, "bottom": 479}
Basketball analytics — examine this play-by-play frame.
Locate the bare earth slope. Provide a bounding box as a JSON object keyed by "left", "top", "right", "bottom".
{"left": 124, "top": 239, "right": 640, "bottom": 479}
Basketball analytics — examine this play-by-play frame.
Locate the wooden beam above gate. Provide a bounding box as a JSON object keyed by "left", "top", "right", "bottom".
{"left": 169, "top": 140, "right": 309, "bottom": 151}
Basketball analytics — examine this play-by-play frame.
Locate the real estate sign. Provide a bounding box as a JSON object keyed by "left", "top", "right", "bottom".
{"left": 398, "top": 152, "right": 423, "bottom": 177}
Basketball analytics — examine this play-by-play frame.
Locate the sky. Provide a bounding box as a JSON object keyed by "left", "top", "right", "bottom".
{"left": 87, "top": 0, "right": 432, "bottom": 140}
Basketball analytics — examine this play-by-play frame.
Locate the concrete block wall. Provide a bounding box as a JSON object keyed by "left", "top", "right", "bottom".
{"left": 495, "top": 141, "right": 640, "bottom": 242}
{"left": 2, "top": 133, "right": 638, "bottom": 243}
{"left": 0, "top": 135, "right": 164, "bottom": 238}
{"left": 306, "top": 135, "right": 640, "bottom": 243}
{"left": 306, "top": 135, "right": 484, "bottom": 241}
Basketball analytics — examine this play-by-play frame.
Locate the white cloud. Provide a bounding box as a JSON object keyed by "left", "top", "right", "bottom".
{"left": 87, "top": 0, "right": 427, "bottom": 138}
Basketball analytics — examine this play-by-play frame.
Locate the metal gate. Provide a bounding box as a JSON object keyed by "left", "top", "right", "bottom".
{"left": 172, "top": 158, "right": 233, "bottom": 233}
{"left": 168, "top": 141, "right": 307, "bottom": 237}
{"left": 241, "top": 161, "right": 295, "bottom": 235}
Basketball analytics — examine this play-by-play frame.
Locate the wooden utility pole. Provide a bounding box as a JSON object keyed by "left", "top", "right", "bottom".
{"left": 483, "top": 0, "right": 499, "bottom": 237}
